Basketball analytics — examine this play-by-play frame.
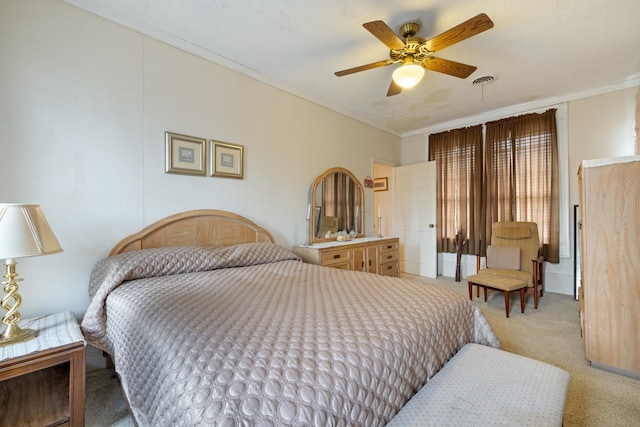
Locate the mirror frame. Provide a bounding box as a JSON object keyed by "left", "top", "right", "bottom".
{"left": 310, "top": 167, "right": 365, "bottom": 243}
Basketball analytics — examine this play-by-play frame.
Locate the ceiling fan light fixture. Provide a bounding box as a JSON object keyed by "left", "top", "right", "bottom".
{"left": 392, "top": 62, "right": 425, "bottom": 88}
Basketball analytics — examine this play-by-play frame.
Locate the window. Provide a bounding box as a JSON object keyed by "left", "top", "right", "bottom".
{"left": 485, "top": 109, "right": 559, "bottom": 262}
{"left": 429, "top": 109, "right": 559, "bottom": 262}
{"left": 429, "top": 125, "right": 483, "bottom": 255}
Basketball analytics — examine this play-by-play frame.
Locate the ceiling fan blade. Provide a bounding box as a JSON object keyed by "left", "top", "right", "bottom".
{"left": 422, "top": 57, "right": 477, "bottom": 78}
{"left": 386, "top": 80, "right": 402, "bottom": 97}
{"left": 363, "top": 20, "right": 406, "bottom": 50}
{"left": 335, "top": 60, "right": 393, "bottom": 76}
{"left": 425, "top": 13, "right": 494, "bottom": 53}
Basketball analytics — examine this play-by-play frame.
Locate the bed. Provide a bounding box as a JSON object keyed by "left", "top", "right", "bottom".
{"left": 81, "top": 210, "right": 500, "bottom": 426}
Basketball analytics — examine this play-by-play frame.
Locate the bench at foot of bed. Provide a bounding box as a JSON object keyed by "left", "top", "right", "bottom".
{"left": 387, "top": 343, "right": 570, "bottom": 426}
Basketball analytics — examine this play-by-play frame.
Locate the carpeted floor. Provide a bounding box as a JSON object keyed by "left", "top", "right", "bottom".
{"left": 85, "top": 368, "right": 133, "bottom": 426}
{"left": 410, "top": 275, "right": 640, "bottom": 427}
{"left": 85, "top": 275, "right": 640, "bottom": 426}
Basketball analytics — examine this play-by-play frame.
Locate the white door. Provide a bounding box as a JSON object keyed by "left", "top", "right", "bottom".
{"left": 393, "top": 162, "right": 437, "bottom": 278}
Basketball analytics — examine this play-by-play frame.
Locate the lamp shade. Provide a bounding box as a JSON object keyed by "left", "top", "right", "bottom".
{"left": 0, "top": 204, "right": 62, "bottom": 260}
{"left": 392, "top": 63, "right": 425, "bottom": 88}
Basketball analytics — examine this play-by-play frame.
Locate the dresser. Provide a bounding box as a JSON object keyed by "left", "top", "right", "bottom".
{"left": 293, "top": 237, "right": 400, "bottom": 277}
{"left": 578, "top": 155, "right": 640, "bottom": 376}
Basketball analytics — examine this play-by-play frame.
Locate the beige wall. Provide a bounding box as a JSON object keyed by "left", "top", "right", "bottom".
{"left": 568, "top": 87, "right": 638, "bottom": 208}
{"left": 373, "top": 163, "right": 394, "bottom": 237}
{"left": 400, "top": 134, "right": 427, "bottom": 164}
{"left": 0, "top": 0, "right": 400, "bottom": 319}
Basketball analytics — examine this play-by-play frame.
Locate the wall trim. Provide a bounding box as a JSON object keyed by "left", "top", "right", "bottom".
{"left": 404, "top": 79, "right": 640, "bottom": 137}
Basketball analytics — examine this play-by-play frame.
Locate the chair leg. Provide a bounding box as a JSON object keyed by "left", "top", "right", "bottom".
{"left": 520, "top": 288, "right": 525, "bottom": 313}
{"left": 532, "top": 260, "right": 544, "bottom": 307}
{"left": 504, "top": 290, "right": 510, "bottom": 318}
{"left": 483, "top": 286, "right": 488, "bottom": 302}
{"left": 468, "top": 282, "right": 473, "bottom": 300}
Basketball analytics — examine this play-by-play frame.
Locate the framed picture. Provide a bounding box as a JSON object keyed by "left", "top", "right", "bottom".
{"left": 165, "top": 132, "right": 206, "bottom": 176}
{"left": 374, "top": 177, "right": 388, "bottom": 192}
{"left": 211, "top": 141, "right": 244, "bottom": 179}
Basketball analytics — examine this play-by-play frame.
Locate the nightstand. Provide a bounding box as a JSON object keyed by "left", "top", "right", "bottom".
{"left": 0, "top": 311, "right": 86, "bottom": 427}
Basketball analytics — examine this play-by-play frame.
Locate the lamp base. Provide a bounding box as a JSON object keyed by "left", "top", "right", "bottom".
{"left": 1, "top": 259, "right": 38, "bottom": 346}
{"left": 0, "top": 323, "right": 37, "bottom": 346}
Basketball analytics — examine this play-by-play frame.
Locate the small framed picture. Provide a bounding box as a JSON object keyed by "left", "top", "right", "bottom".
{"left": 374, "top": 177, "right": 388, "bottom": 192}
{"left": 211, "top": 141, "right": 244, "bottom": 179}
{"left": 165, "top": 132, "right": 206, "bottom": 176}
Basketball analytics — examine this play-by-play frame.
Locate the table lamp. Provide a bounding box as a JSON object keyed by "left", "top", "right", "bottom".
{"left": 0, "top": 204, "right": 62, "bottom": 346}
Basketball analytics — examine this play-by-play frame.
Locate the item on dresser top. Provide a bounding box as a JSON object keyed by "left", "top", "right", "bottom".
{"left": 310, "top": 167, "right": 364, "bottom": 243}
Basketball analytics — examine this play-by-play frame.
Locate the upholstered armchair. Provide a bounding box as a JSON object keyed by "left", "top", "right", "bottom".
{"left": 467, "top": 222, "right": 544, "bottom": 317}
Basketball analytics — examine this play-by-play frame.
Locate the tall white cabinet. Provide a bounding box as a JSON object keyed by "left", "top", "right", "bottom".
{"left": 578, "top": 155, "right": 640, "bottom": 376}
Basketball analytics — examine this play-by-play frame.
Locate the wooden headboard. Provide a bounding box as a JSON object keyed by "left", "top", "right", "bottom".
{"left": 109, "top": 210, "right": 275, "bottom": 256}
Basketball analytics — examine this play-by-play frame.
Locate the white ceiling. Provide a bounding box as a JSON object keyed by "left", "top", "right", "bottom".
{"left": 64, "top": 0, "right": 640, "bottom": 136}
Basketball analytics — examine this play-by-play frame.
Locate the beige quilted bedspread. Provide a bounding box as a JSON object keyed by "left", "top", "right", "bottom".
{"left": 81, "top": 243, "right": 499, "bottom": 426}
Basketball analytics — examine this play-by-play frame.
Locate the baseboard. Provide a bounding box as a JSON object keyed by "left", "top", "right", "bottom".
{"left": 590, "top": 361, "right": 640, "bottom": 380}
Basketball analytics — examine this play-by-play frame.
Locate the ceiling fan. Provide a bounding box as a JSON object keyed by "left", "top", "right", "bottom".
{"left": 335, "top": 13, "right": 494, "bottom": 96}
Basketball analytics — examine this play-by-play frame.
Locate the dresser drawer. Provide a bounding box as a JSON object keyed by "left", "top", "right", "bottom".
{"left": 379, "top": 261, "right": 399, "bottom": 277}
{"left": 378, "top": 250, "right": 398, "bottom": 265}
{"left": 326, "top": 260, "right": 352, "bottom": 270}
{"left": 321, "top": 249, "right": 351, "bottom": 266}
{"left": 378, "top": 240, "right": 398, "bottom": 254}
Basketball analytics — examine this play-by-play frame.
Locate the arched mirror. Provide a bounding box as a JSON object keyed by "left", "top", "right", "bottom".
{"left": 310, "top": 167, "right": 364, "bottom": 243}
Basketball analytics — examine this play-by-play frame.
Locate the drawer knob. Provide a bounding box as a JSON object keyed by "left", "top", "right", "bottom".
{"left": 333, "top": 254, "right": 341, "bottom": 259}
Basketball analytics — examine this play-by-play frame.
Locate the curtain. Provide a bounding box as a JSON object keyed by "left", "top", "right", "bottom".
{"left": 429, "top": 125, "right": 484, "bottom": 255}
{"left": 485, "top": 109, "right": 560, "bottom": 262}
{"left": 323, "top": 173, "right": 359, "bottom": 232}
